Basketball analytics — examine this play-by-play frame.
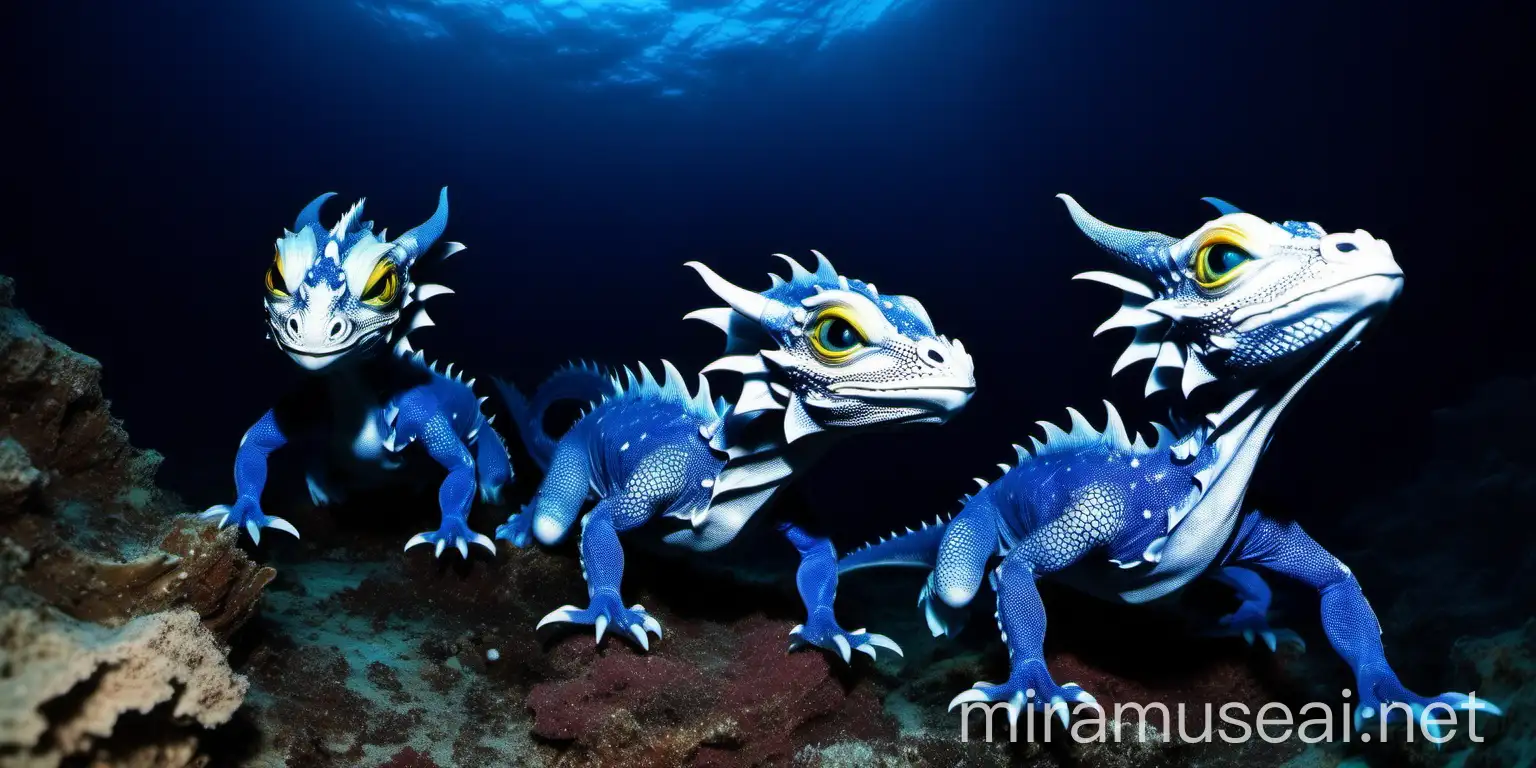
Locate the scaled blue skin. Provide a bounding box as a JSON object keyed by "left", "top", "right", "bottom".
{"left": 497, "top": 252, "right": 977, "bottom": 661}
{"left": 840, "top": 196, "right": 1501, "bottom": 738}
{"left": 202, "top": 188, "right": 512, "bottom": 559}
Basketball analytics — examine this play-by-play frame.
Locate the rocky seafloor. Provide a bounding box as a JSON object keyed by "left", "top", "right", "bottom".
{"left": 1, "top": 271, "right": 1531, "bottom": 768}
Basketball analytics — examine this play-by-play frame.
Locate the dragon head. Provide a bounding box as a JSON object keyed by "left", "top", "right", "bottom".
{"left": 1060, "top": 195, "right": 1403, "bottom": 401}
{"left": 264, "top": 188, "right": 455, "bottom": 371}
{"left": 684, "top": 252, "right": 976, "bottom": 444}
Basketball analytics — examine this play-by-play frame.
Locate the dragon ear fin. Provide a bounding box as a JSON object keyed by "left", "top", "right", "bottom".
{"left": 773, "top": 253, "right": 814, "bottom": 283}
{"left": 810, "top": 250, "right": 839, "bottom": 282}
{"left": 329, "top": 198, "right": 367, "bottom": 240}
{"left": 782, "top": 393, "right": 823, "bottom": 443}
{"left": 685, "top": 308, "right": 735, "bottom": 334}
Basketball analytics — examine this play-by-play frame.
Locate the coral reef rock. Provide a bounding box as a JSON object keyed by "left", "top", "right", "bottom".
{"left": 0, "top": 592, "right": 247, "bottom": 768}
{"left": 0, "top": 275, "right": 263, "bottom": 768}
{"left": 0, "top": 274, "right": 274, "bottom": 640}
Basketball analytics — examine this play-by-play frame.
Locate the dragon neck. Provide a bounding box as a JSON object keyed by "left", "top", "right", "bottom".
{"left": 1191, "top": 319, "right": 1369, "bottom": 500}
{"left": 662, "top": 377, "right": 834, "bottom": 552}
{"left": 1120, "top": 320, "right": 1369, "bottom": 603}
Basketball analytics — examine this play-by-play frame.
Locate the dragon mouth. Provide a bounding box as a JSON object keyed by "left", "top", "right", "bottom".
{"left": 1230, "top": 273, "right": 1403, "bottom": 335}
{"left": 272, "top": 326, "right": 389, "bottom": 370}
{"left": 828, "top": 381, "right": 977, "bottom": 413}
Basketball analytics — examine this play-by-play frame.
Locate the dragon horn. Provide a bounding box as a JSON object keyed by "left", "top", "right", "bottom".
{"left": 685, "top": 261, "right": 779, "bottom": 323}
{"left": 393, "top": 187, "right": 450, "bottom": 265}
{"left": 1056, "top": 194, "right": 1176, "bottom": 273}
{"left": 294, "top": 192, "right": 337, "bottom": 231}
{"left": 1201, "top": 197, "right": 1244, "bottom": 216}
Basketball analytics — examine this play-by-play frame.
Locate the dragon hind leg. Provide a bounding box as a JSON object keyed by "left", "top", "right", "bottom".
{"left": 535, "top": 498, "right": 662, "bottom": 650}
{"left": 1224, "top": 512, "right": 1502, "bottom": 742}
{"left": 781, "top": 523, "right": 902, "bottom": 664}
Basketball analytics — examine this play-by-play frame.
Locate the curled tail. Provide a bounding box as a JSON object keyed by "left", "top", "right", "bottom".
{"left": 495, "top": 360, "right": 618, "bottom": 471}
{"left": 837, "top": 515, "right": 952, "bottom": 574}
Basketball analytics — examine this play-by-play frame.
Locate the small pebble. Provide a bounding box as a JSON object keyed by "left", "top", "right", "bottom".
{"left": 486, "top": 648, "right": 501, "bottom": 662}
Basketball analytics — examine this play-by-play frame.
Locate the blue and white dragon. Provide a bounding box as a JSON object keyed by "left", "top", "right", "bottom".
{"left": 839, "top": 195, "right": 1502, "bottom": 735}
{"left": 496, "top": 253, "right": 976, "bottom": 659}
{"left": 202, "top": 188, "right": 513, "bottom": 558}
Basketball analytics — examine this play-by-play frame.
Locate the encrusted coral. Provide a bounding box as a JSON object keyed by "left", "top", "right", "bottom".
{"left": 0, "top": 593, "right": 247, "bottom": 768}
{"left": 0, "top": 276, "right": 263, "bottom": 767}
{"left": 0, "top": 275, "right": 274, "bottom": 640}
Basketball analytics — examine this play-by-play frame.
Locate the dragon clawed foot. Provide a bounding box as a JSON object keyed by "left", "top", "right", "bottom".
{"left": 949, "top": 660, "right": 1098, "bottom": 729}
{"left": 1352, "top": 665, "right": 1502, "bottom": 747}
{"left": 1202, "top": 606, "right": 1306, "bottom": 654}
{"left": 494, "top": 506, "right": 537, "bottom": 548}
{"left": 199, "top": 497, "right": 300, "bottom": 545}
{"left": 404, "top": 518, "right": 495, "bottom": 559}
{"left": 536, "top": 593, "right": 663, "bottom": 651}
{"left": 918, "top": 581, "right": 969, "bottom": 639}
{"left": 788, "top": 611, "right": 903, "bottom": 664}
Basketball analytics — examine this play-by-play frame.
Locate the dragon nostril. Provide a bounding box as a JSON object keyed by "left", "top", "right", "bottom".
{"left": 926, "top": 348, "right": 945, "bottom": 365}
{"left": 288, "top": 317, "right": 300, "bottom": 336}
{"left": 329, "top": 319, "right": 345, "bottom": 340}
{"left": 1337, "top": 242, "right": 1358, "bottom": 253}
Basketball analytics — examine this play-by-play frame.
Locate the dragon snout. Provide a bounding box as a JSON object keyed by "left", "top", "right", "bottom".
{"left": 916, "top": 336, "right": 975, "bottom": 382}
{"left": 1321, "top": 230, "right": 1403, "bottom": 280}
{"left": 280, "top": 310, "right": 355, "bottom": 348}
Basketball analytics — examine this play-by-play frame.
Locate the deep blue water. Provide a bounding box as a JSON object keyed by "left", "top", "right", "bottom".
{"left": 10, "top": 0, "right": 1532, "bottom": 546}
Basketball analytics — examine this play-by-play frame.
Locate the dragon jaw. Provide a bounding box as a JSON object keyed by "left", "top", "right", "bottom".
{"left": 264, "top": 187, "right": 461, "bottom": 372}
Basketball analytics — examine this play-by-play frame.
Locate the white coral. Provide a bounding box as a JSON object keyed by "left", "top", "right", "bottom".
{"left": 0, "top": 604, "right": 247, "bottom": 768}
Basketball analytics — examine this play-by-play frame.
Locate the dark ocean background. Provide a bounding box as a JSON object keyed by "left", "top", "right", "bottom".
{"left": 10, "top": 0, "right": 1533, "bottom": 550}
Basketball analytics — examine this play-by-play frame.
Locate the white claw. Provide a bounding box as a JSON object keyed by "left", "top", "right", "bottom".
{"left": 630, "top": 624, "right": 650, "bottom": 651}
{"left": 864, "top": 633, "right": 904, "bottom": 657}
{"left": 1261, "top": 631, "right": 1277, "bottom": 652}
{"left": 265, "top": 517, "right": 301, "bottom": 539}
{"left": 537, "top": 606, "right": 579, "bottom": 630}
{"left": 434, "top": 539, "right": 446, "bottom": 558}
{"left": 948, "top": 688, "right": 992, "bottom": 711}
{"left": 832, "top": 634, "right": 852, "bottom": 663}
{"left": 404, "top": 533, "right": 431, "bottom": 552}
{"left": 455, "top": 538, "right": 469, "bottom": 560}
{"left": 472, "top": 533, "right": 496, "bottom": 554}
{"left": 641, "top": 615, "right": 663, "bottom": 638}
{"left": 1242, "top": 629, "right": 1255, "bottom": 645}
{"left": 595, "top": 615, "right": 610, "bottom": 643}
{"left": 199, "top": 505, "right": 231, "bottom": 522}
{"left": 789, "top": 624, "right": 805, "bottom": 638}
{"left": 1009, "top": 693, "right": 1027, "bottom": 729}
{"left": 855, "top": 644, "right": 878, "bottom": 660}
{"left": 1050, "top": 695, "right": 1069, "bottom": 727}
{"left": 246, "top": 521, "right": 261, "bottom": 545}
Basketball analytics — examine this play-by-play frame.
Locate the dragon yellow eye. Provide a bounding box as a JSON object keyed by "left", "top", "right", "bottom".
{"left": 1193, "top": 235, "right": 1255, "bottom": 290}
{"left": 360, "top": 261, "right": 400, "bottom": 307}
{"left": 807, "top": 307, "right": 869, "bottom": 364}
{"left": 265, "top": 250, "right": 289, "bottom": 298}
